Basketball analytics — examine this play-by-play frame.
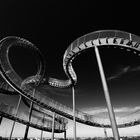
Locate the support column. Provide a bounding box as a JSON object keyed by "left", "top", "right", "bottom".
{"left": 10, "top": 95, "right": 22, "bottom": 140}
{"left": 40, "top": 129, "right": 43, "bottom": 140}
{"left": 51, "top": 112, "right": 55, "bottom": 140}
{"left": 72, "top": 86, "right": 76, "bottom": 140}
{"left": 64, "top": 130, "right": 66, "bottom": 140}
{"left": 40, "top": 113, "right": 45, "bottom": 140}
{"left": 104, "top": 128, "right": 108, "bottom": 140}
{"left": 94, "top": 46, "right": 120, "bottom": 140}
{"left": 24, "top": 88, "right": 36, "bottom": 140}
{"left": 0, "top": 116, "right": 3, "bottom": 125}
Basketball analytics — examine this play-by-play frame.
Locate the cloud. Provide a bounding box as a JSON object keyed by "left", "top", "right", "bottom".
{"left": 107, "top": 66, "right": 130, "bottom": 81}
{"left": 107, "top": 65, "right": 140, "bottom": 81}
{"left": 82, "top": 106, "right": 140, "bottom": 117}
{"left": 81, "top": 106, "right": 140, "bottom": 125}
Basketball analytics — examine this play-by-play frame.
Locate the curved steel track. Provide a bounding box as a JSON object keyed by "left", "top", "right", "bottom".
{"left": 0, "top": 31, "right": 140, "bottom": 128}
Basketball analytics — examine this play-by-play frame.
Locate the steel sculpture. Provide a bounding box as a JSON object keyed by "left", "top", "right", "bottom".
{"left": 0, "top": 37, "right": 68, "bottom": 139}
{"left": 1, "top": 30, "right": 140, "bottom": 140}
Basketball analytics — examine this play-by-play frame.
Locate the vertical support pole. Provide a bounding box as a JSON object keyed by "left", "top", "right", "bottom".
{"left": 51, "top": 112, "right": 55, "bottom": 140}
{"left": 0, "top": 116, "right": 3, "bottom": 125}
{"left": 72, "top": 86, "right": 76, "bottom": 140}
{"left": 40, "top": 113, "right": 45, "bottom": 140}
{"left": 24, "top": 88, "right": 36, "bottom": 140}
{"left": 64, "top": 130, "right": 66, "bottom": 140}
{"left": 94, "top": 46, "right": 120, "bottom": 140}
{"left": 0, "top": 101, "right": 3, "bottom": 126}
{"left": 10, "top": 95, "right": 22, "bottom": 140}
{"left": 104, "top": 128, "right": 108, "bottom": 140}
{"left": 40, "top": 128, "right": 43, "bottom": 140}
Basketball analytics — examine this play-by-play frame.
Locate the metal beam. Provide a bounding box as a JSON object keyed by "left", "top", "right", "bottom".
{"left": 0, "top": 116, "right": 3, "bottom": 125}
{"left": 72, "top": 86, "right": 76, "bottom": 140}
{"left": 64, "top": 130, "right": 66, "bottom": 140}
{"left": 94, "top": 46, "right": 120, "bottom": 140}
{"left": 10, "top": 95, "right": 22, "bottom": 140}
{"left": 40, "top": 113, "right": 45, "bottom": 140}
{"left": 51, "top": 112, "right": 55, "bottom": 140}
{"left": 24, "top": 88, "right": 36, "bottom": 140}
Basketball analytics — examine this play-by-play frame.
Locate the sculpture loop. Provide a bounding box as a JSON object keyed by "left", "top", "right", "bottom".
{"left": 1, "top": 30, "right": 140, "bottom": 129}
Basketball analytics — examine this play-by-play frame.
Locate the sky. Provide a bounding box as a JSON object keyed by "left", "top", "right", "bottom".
{"left": 1, "top": 0, "right": 140, "bottom": 138}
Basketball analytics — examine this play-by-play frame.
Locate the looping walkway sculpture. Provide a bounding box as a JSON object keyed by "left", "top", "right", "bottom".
{"left": 0, "top": 37, "right": 68, "bottom": 139}
{"left": 1, "top": 30, "right": 140, "bottom": 139}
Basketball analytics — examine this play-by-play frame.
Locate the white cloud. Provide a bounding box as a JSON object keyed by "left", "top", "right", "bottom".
{"left": 81, "top": 106, "right": 140, "bottom": 125}
{"left": 107, "top": 66, "right": 130, "bottom": 81}
{"left": 82, "top": 106, "right": 140, "bottom": 115}
{"left": 107, "top": 65, "right": 140, "bottom": 81}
